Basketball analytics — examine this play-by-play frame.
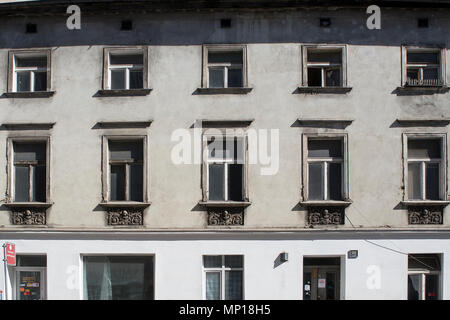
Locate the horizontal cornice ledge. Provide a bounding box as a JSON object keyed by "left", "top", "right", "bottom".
{"left": 296, "top": 118, "right": 354, "bottom": 127}
{"left": 296, "top": 87, "right": 352, "bottom": 94}
{"left": 197, "top": 119, "right": 254, "bottom": 128}
{"left": 94, "top": 120, "right": 153, "bottom": 129}
{"left": 395, "top": 118, "right": 450, "bottom": 126}
{"left": 0, "top": 123, "right": 56, "bottom": 130}
{"left": 99, "top": 202, "right": 152, "bottom": 208}
{"left": 95, "top": 89, "right": 152, "bottom": 97}
{"left": 4, "top": 202, "right": 53, "bottom": 208}
{"left": 300, "top": 200, "right": 353, "bottom": 207}
{"left": 401, "top": 200, "right": 450, "bottom": 207}
{"left": 198, "top": 201, "right": 252, "bottom": 208}
{"left": 2, "top": 91, "right": 55, "bottom": 98}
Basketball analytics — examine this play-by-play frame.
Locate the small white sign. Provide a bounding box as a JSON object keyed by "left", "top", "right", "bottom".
{"left": 304, "top": 284, "right": 311, "bottom": 291}
{"left": 318, "top": 279, "right": 326, "bottom": 288}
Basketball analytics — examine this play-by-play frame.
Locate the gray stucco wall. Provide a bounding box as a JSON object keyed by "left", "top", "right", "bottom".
{"left": 0, "top": 7, "right": 449, "bottom": 229}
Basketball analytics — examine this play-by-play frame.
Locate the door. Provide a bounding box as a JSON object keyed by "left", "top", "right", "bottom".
{"left": 15, "top": 267, "right": 46, "bottom": 300}
{"left": 303, "top": 266, "right": 340, "bottom": 300}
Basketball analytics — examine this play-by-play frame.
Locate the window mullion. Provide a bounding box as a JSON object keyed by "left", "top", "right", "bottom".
{"left": 421, "top": 161, "right": 426, "bottom": 200}
{"left": 125, "top": 68, "right": 130, "bottom": 90}
{"left": 222, "top": 256, "right": 226, "bottom": 300}
{"left": 28, "top": 164, "right": 33, "bottom": 202}
{"left": 125, "top": 163, "right": 130, "bottom": 201}
{"left": 30, "top": 71, "right": 35, "bottom": 92}
{"left": 224, "top": 67, "right": 228, "bottom": 88}
{"left": 321, "top": 68, "right": 325, "bottom": 87}
{"left": 224, "top": 163, "right": 228, "bottom": 201}
{"left": 323, "top": 161, "right": 328, "bottom": 200}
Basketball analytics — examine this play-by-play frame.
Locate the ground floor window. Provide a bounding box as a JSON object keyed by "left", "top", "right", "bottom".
{"left": 14, "top": 255, "right": 47, "bottom": 300}
{"left": 408, "top": 254, "right": 441, "bottom": 300}
{"left": 83, "top": 255, "right": 154, "bottom": 300}
{"left": 203, "top": 255, "right": 243, "bottom": 300}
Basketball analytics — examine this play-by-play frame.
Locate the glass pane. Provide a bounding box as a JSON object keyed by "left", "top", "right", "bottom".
{"left": 308, "top": 140, "right": 342, "bottom": 158}
{"left": 83, "top": 256, "right": 153, "bottom": 300}
{"left": 307, "top": 68, "right": 322, "bottom": 86}
{"left": 208, "top": 51, "right": 242, "bottom": 64}
{"left": 17, "top": 271, "right": 41, "bottom": 300}
{"left": 423, "top": 68, "right": 439, "bottom": 81}
{"left": 408, "top": 163, "right": 422, "bottom": 199}
{"left": 408, "top": 139, "right": 441, "bottom": 159}
{"left": 328, "top": 163, "right": 342, "bottom": 200}
{"left": 110, "top": 165, "right": 125, "bottom": 201}
{"left": 110, "top": 54, "right": 143, "bottom": 65}
{"left": 407, "top": 69, "right": 419, "bottom": 82}
{"left": 109, "top": 141, "right": 143, "bottom": 161}
{"left": 111, "top": 69, "right": 125, "bottom": 89}
{"left": 307, "top": 50, "right": 342, "bottom": 63}
{"left": 209, "top": 68, "right": 224, "bottom": 88}
{"left": 408, "top": 274, "right": 421, "bottom": 300}
{"left": 15, "top": 56, "right": 46, "bottom": 68}
{"left": 14, "top": 142, "right": 46, "bottom": 162}
{"left": 209, "top": 164, "right": 225, "bottom": 200}
{"left": 206, "top": 272, "right": 221, "bottom": 300}
{"left": 129, "top": 164, "right": 143, "bottom": 202}
{"left": 32, "top": 165, "right": 46, "bottom": 202}
{"left": 425, "top": 274, "right": 439, "bottom": 300}
{"left": 408, "top": 254, "right": 441, "bottom": 271}
{"left": 34, "top": 71, "right": 47, "bottom": 91}
{"left": 203, "top": 256, "right": 222, "bottom": 268}
{"left": 308, "top": 163, "right": 324, "bottom": 200}
{"left": 425, "top": 163, "right": 440, "bottom": 200}
{"left": 228, "top": 164, "right": 243, "bottom": 201}
{"left": 407, "top": 52, "right": 439, "bottom": 64}
{"left": 129, "top": 70, "right": 143, "bottom": 89}
{"left": 17, "top": 255, "right": 46, "bottom": 267}
{"left": 326, "top": 272, "right": 337, "bottom": 300}
{"left": 225, "top": 271, "right": 243, "bottom": 300}
{"left": 225, "top": 255, "right": 243, "bottom": 268}
{"left": 228, "top": 68, "right": 243, "bottom": 87}
{"left": 15, "top": 166, "right": 29, "bottom": 202}
{"left": 16, "top": 71, "right": 31, "bottom": 92}
{"left": 325, "top": 68, "right": 341, "bottom": 86}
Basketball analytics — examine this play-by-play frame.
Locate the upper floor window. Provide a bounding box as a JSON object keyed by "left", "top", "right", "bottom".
{"left": 103, "top": 47, "right": 148, "bottom": 90}
{"left": 203, "top": 45, "right": 247, "bottom": 89}
{"left": 108, "top": 140, "right": 144, "bottom": 202}
{"left": 9, "top": 139, "right": 49, "bottom": 203}
{"left": 406, "top": 137, "right": 445, "bottom": 200}
{"left": 302, "top": 45, "right": 347, "bottom": 88}
{"left": 303, "top": 134, "right": 349, "bottom": 201}
{"left": 402, "top": 47, "right": 446, "bottom": 87}
{"left": 205, "top": 135, "right": 246, "bottom": 202}
{"left": 203, "top": 255, "right": 243, "bottom": 300}
{"left": 9, "top": 50, "right": 51, "bottom": 93}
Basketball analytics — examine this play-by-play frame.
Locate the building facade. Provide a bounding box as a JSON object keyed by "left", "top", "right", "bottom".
{"left": 0, "top": 0, "right": 449, "bottom": 300}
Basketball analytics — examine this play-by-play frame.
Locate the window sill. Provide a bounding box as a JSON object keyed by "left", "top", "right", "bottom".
{"left": 2, "top": 91, "right": 55, "bottom": 98}
{"left": 401, "top": 200, "right": 450, "bottom": 206}
{"left": 394, "top": 86, "right": 449, "bottom": 95}
{"left": 296, "top": 87, "right": 352, "bottom": 94}
{"left": 300, "top": 200, "right": 352, "bottom": 207}
{"left": 95, "top": 89, "right": 152, "bottom": 97}
{"left": 198, "top": 201, "right": 251, "bottom": 208}
{"left": 99, "top": 201, "right": 151, "bottom": 208}
{"left": 194, "top": 87, "right": 253, "bottom": 95}
{"left": 4, "top": 202, "right": 53, "bottom": 208}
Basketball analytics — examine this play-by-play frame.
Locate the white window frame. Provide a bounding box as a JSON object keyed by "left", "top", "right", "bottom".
{"left": 103, "top": 47, "right": 148, "bottom": 90}
{"left": 202, "top": 255, "right": 244, "bottom": 300}
{"left": 402, "top": 133, "right": 447, "bottom": 201}
{"left": 302, "top": 133, "right": 349, "bottom": 201}
{"left": 8, "top": 49, "right": 51, "bottom": 93}
{"left": 302, "top": 45, "right": 347, "bottom": 87}
{"left": 101, "top": 135, "right": 148, "bottom": 203}
{"left": 6, "top": 136, "right": 51, "bottom": 204}
{"left": 202, "top": 130, "right": 248, "bottom": 202}
{"left": 202, "top": 44, "right": 247, "bottom": 88}
{"left": 401, "top": 46, "right": 446, "bottom": 86}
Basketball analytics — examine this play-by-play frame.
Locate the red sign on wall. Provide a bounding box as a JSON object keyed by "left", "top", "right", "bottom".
{"left": 5, "top": 243, "right": 16, "bottom": 266}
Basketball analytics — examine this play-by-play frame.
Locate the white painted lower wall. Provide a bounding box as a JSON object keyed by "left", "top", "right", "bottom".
{"left": 0, "top": 231, "right": 449, "bottom": 300}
